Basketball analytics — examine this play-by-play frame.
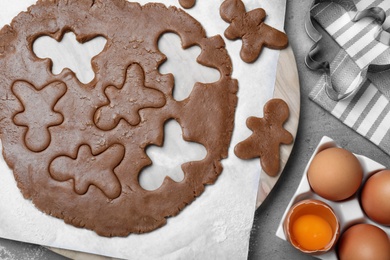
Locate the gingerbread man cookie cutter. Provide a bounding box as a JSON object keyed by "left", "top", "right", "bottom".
{"left": 305, "top": 0, "right": 390, "bottom": 101}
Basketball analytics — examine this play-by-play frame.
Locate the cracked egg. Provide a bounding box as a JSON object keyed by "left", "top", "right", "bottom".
{"left": 283, "top": 199, "right": 340, "bottom": 255}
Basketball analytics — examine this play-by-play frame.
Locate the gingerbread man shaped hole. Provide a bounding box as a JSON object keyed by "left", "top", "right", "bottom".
{"left": 158, "top": 32, "right": 220, "bottom": 101}
{"left": 139, "top": 120, "right": 207, "bottom": 191}
{"left": 33, "top": 31, "right": 107, "bottom": 84}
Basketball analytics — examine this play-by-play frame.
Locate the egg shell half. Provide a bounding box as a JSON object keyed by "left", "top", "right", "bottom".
{"left": 283, "top": 199, "right": 340, "bottom": 255}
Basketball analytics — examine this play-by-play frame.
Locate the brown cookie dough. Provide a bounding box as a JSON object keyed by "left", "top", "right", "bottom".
{"left": 234, "top": 99, "right": 293, "bottom": 177}
{"left": 179, "top": 0, "right": 196, "bottom": 9}
{"left": 220, "top": 0, "right": 289, "bottom": 63}
{"left": 0, "top": 0, "right": 238, "bottom": 237}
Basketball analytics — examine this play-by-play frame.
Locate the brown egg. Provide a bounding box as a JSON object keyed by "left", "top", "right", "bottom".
{"left": 307, "top": 147, "right": 363, "bottom": 201}
{"left": 361, "top": 170, "right": 390, "bottom": 225}
{"left": 338, "top": 223, "right": 390, "bottom": 260}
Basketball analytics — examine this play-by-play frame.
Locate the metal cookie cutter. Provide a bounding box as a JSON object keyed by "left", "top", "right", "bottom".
{"left": 305, "top": 0, "right": 390, "bottom": 101}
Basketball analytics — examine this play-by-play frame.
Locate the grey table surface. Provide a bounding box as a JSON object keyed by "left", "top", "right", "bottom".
{"left": 1, "top": 1, "right": 390, "bottom": 259}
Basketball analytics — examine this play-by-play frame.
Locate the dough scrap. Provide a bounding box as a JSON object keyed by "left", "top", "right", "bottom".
{"left": 0, "top": 0, "right": 238, "bottom": 236}
{"left": 179, "top": 0, "right": 196, "bottom": 9}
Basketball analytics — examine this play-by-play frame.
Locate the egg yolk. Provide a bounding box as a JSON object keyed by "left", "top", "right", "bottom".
{"left": 291, "top": 214, "right": 333, "bottom": 251}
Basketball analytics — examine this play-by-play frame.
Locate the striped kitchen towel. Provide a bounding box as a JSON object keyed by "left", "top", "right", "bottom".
{"left": 307, "top": 0, "right": 390, "bottom": 154}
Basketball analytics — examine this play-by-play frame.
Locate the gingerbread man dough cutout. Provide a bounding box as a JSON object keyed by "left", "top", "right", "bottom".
{"left": 94, "top": 63, "right": 166, "bottom": 130}
{"left": 12, "top": 81, "right": 66, "bottom": 152}
{"left": 50, "top": 144, "right": 125, "bottom": 199}
{"left": 234, "top": 99, "right": 293, "bottom": 176}
{"left": 220, "top": 0, "right": 289, "bottom": 63}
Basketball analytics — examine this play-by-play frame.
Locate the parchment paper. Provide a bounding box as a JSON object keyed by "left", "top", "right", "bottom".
{"left": 0, "top": 0, "right": 286, "bottom": 259}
